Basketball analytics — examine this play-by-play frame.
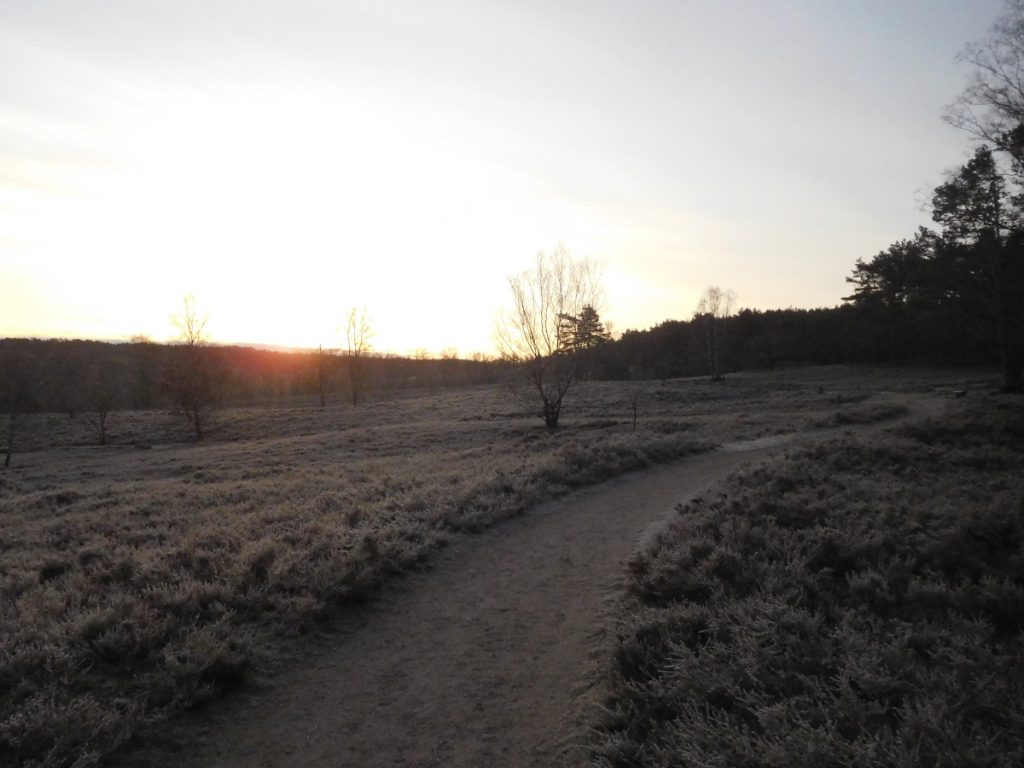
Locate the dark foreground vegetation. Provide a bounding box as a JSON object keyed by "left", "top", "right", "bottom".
{"left": 593, "top": 394, "right": 1024, "bottom": 767}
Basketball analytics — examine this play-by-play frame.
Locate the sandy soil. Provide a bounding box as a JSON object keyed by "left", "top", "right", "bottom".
{"left": 117, "top": 395, "right": 951, "bottom": 768}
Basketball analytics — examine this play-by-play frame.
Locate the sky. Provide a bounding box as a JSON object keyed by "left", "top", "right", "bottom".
{"left": 0, "top": 0, "right": 1008, "bottom": 355}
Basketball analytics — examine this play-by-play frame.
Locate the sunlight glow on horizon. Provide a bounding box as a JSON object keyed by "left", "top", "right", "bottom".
{"left": 0, "top": 0, "right": 1007, "bottom": 354}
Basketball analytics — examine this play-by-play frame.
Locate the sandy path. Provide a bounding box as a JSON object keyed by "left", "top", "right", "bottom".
{"left": 117, "top": 448, "right": 776, "bottom": 768}
{"left": 122, "top": 407, "right": 940, "bottom": 768}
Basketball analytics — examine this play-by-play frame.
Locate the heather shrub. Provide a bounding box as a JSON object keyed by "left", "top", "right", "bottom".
{"left": 593, "top": 395, "right": 1024, "bottom": 767}
{"left": 0, "top": 386, "right": 712, "bottom": 768}
{"left": 0, "top": 369, "right": 994, "bottom": 767}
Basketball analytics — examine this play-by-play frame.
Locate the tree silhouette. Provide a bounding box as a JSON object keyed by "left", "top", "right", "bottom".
{"left": 933, "top": 147, "right": 1024, "bottom": 390}
{"left": 345, "top": 308, "right": 374, "bottom": 406}
{"left": 945, "top": 4, "right": 1024, "bottom": 390}
{"left": 85, "top": 359, "right": 120, "bottom": 446}
{"left": 694, "top": 286, "right": 736, "bottom": 382}
{"left": 496, "top": 244, "right": 603, "bottom": 429}
{"left": 164, "top": 295, "right": 213, "bottom": 440}
{"left": 947, "top": 1, "right": 1024, "bottom": 167}
{"left": 845, "top": 230, "right": 934, "bottom": 362}
{"left": 557, "top": 304, "right": 611, "bottom": 352}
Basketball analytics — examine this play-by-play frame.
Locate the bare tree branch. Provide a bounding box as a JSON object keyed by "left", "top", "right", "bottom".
{"left": 344, "top": 308, "right": 374, "bottom": 406}
{"left": 495, "top": 244, "right": 604, "bottom": 429}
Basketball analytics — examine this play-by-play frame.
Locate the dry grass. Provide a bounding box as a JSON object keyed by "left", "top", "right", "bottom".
{"left": 0, "top": 366, "right": 996, "bottom": 767}
{"left": 591, "top": 391, "right": 1024, "bottom": 768}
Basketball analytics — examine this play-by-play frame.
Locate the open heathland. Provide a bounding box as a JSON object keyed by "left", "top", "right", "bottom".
{"left": 592, "top": 391, "right": 1024, "bottom": 768}
{"left": 0, "top": 366, "right": 993, "bottom": 767}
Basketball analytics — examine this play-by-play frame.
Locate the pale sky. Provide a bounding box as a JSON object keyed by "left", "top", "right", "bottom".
{"left": 0, "top": 0, "right": 1006, "bottom": 354}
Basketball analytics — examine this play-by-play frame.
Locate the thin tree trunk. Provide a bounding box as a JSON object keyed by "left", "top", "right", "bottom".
{"left": 318, "top": 346, "right": 326, "bottom": 408}
{"left": 543, "top": 400, "right": 560, "bottom": 429}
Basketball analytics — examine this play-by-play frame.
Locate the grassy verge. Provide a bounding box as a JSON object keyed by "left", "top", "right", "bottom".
{"left": 592, "top": 395, "right": 1024, "bottom": 767}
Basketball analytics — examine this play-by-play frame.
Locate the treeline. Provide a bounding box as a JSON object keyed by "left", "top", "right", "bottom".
{"left": 842, "top": 145, "right": 1024, "bottom": 390}
{"left": 598, "top": 157, "right": 1023, "bottom": 387}
{"left": 584, "top": 306, "right": 857, "bottom": 381}
{"left": 561, "top": 300, "right": 990, "bottom": 384}
{"left": 590, "top": 273, "right": 1012, "bottom": 382}
{"left": 0, "top": 338, "right": 510, "bottom": 416}
{"left": 844, "top": 225, "right": 1009, "bottom": 369}
{"left": 0, "top": 290, "right": 1006, "bottom": 432}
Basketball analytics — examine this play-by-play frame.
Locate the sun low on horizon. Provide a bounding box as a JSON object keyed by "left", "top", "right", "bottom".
{"left": 0, "top": 0, "right": 1006, "bottom": 356}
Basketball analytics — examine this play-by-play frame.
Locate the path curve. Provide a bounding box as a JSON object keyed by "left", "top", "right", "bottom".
{"left": 121, "top": 447, "right": 780, "bottom": 768}
{"left": 122, "top": 399, "right": 946, "bottom": 768}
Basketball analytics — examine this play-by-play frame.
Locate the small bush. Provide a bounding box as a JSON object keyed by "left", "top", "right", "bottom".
{"left": 830, "top": 402, "right": 908, "bottom": 425}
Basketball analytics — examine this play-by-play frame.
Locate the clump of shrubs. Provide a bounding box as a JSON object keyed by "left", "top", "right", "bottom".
{"left": 593, "top": 396, "right": 1024, "bottom": 767}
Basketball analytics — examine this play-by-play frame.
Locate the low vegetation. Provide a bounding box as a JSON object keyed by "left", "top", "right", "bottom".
{"left": 0, "top": 367, "right": 990, "bottom": 767}
{"left": 592, "top": 393, "right": 1024, "bottom": 767}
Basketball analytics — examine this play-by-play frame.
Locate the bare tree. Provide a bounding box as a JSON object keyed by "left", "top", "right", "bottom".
{"left": 694, "top": 285, "right": 736, "bottom": 382}
{"left": 85, "top": 360, "right": 120, "bottom": 446}
{"left": 345, "top": 308, "right": 374, "bottom": 406}
{"left": 946, "top": 1, "right": 1024, "bottom": 167}
{"left": 164, "top": 295, "right": 212, "bottom": 440}
{"left": 495, "top": 244, "right": 603, "bottom": 429}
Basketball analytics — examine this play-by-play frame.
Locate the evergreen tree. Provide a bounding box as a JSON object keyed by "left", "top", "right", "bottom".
{"left": 933, "top": 146, "right": 1023, "bottom": 390}
{"left": 557, "top": 304, "right": 611, "bottom": 352}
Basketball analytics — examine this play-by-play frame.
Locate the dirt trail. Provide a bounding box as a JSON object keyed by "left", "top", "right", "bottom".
{"left": 122, "top": 400, "right": 945, "bottom": 768}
